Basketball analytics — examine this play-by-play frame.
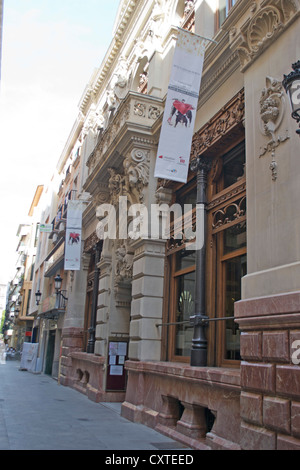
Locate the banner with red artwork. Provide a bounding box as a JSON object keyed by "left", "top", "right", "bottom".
{"left": 154, "top": 28, "right": 207, "bottom": 183}
{"left": 64, "top": 228, "right": 82, "bottom": 270}
{"left": 64, "top": 200, "right": 83, "bottom": 271}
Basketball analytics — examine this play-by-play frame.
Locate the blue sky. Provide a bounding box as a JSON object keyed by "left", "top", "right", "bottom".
{"left": 0, "top": 0, "right": 120, "bottom": 284}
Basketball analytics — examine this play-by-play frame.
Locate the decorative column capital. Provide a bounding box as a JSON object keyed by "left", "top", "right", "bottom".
{"left": 190, "top": 155, "right": 212, "bottom": 174}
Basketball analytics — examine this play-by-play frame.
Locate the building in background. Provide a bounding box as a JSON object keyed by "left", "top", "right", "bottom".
{"left": 3, "top": 186, "right": 43, "bottom": 350}
{"left": 28, "top": 118, "right": 91, "bottom": 378}
{"left": 7, "top": 0, "right": 300, "bottom": 451}
{"left": 0, "top": 283, "right": 6, "bottom": 314}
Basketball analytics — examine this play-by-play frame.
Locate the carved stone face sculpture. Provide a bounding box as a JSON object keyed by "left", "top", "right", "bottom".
{"left": 127, "top": 166, "right": 138, "bottom": 187}
{"left": 260, "top": 96, "right": 280, "bottom": 134}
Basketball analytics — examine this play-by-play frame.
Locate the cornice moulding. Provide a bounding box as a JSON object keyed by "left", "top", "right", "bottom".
{"left": 78, "top": 0, "right": 151, "bottom": 117}
{"left": 56, "top": 116, "right": 84, "bottom": 174}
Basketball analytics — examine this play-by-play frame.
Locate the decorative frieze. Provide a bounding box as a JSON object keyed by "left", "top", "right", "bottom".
{"left": 212, "top": 196, "right": 246, "bottom": 232}
{"left": 190, "top": 90, "right": 245, "bottom": 159}
{"left": 83, "top": 231, "right": 100, "bottom": 253}
{"left": 207, "top": 180, "right": 246, "bottom": 212}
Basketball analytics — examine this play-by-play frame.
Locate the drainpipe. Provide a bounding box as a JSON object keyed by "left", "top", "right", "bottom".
{"left": 189, "top": 156, "right": 211, "bottom": 367}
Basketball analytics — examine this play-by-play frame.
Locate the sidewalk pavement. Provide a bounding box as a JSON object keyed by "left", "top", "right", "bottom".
{"left": 0, "top": 359, "right": 190, "bottom": 451}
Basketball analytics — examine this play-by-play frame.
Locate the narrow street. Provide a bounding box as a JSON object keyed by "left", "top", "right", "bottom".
{"left": 0, "top": 359, "right": 189, "bottom": 452}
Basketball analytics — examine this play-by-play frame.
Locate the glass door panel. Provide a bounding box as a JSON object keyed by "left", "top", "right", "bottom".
{"left": 174, "top": 270, "right": 195, "bottom": 357}
{"left": 223, "top": 254, "right": 246, "bottom": 361}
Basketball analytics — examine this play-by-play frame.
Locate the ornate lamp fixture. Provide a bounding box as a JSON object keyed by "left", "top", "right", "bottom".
{"left": 54, "top": 274, "right": 63, "bottom": 292}
{"left": 35, "top": 290, "right": 42, "bottom": 306}
{"left": 282, "top": 61, "right": 300, "bottom": 135}
{"left": 54, "top": 274, "right": 68, "bottom": 309}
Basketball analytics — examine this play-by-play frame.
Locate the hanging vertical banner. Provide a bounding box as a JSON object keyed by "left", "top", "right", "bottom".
{"left": 65, "top": 200, "right": 83, "bottom": 229}
{"left": 64, "top": 200, "right": 83, "bottom": 271}
{"left": 65, "top": 228, "right": 82, "bottom": 270}
{"left": 154, "top": 29, "right": 207, "bottom": 183}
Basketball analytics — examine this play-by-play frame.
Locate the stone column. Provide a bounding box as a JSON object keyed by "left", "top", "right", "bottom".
{"left": 129, "top": 238, "right": 167, "bottom": 361}
{"left": 94, "top": 253, "right": 112, "bottom": 357}
{"left": 60, "top": 252, "right": 90, "bottom": 385}
{"left": 189, "top": 156, "right": 211, "bottom": 367}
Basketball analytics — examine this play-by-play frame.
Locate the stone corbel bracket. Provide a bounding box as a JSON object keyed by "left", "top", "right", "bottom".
{"left": 229, "top": 0, "right": 300, "bottom": 72}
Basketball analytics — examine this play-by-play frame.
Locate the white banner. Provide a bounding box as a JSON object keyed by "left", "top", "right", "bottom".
{"left": 64, "top": 228, "right": 82, "bottom": 270}
{"left": 154, "top": 29, "right": 207, "bottom": 183}
{"left": 66, "top": 200, "right": 83, "bottom": 229}
{"left": 64, "top": 200, "right": 83, "bottom": 270}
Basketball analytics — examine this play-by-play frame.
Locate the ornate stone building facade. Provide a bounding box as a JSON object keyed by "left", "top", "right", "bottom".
{"left": 29, "top": 0, "right": 300, "bottom": 450}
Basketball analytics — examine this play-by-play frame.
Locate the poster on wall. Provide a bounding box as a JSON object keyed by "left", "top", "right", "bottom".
{"left": 106, "top": 341, "right": 128, "bottom": 391}
{"left": 154, "top": 28, "right": 207, "bottom": 183}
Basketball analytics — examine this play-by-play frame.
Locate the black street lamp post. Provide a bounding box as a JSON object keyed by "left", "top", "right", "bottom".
{"left": 189, "top": 155, "right": 211, "bottom": 367}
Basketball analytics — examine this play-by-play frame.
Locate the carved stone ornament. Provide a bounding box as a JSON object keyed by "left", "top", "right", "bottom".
{"left": 113, "top": 56, "right": 129, "bottom": 100}
{"left": 115, "top": 242, "right": 134, "bottom": 285}
{"left": 258, "top": 76, "right": 290, "bottom": 181}
{"left": 108, "top": 168, "right": 125, "bottom": 206}
{"left": 107, "top": 149, "right": 150, "bottom": 206}
{"left": 184, "top": 0, "right": 195, "bottom": 16}
{"left": 92, "top": 190, "right": 110, "bottom": 208}
{"left": 230, "top": 0, "right": 299, "bottom": 72}
{"left": 134, "top": 102, "right": 146, "bottom": 117}
{"left": 259, "top": 76, "right": 289, "bottom": 156}
{"left": 191, "top": 90, "right": 245, "bottom": 159}
{"left": 114, "top": 240, "right": 134, "bottom": 307}
{"left": 124, "top": 149, "right": 150, "bottom": 203}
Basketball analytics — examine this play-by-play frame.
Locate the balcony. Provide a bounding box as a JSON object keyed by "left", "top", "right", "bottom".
{"left": 49, "top": 189, "right": 78, "bottom": 242}
{"left": 86, "top": 91, "right": 164, "bottom": 177}
{"left": 37, "top": 292, "right": 67, "bottom": 320}
{"left": 44, "top": 241, "right": 65, "bottom": 278}
{"left": 45, "top": 189, "right": 78, "bottom": 271}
